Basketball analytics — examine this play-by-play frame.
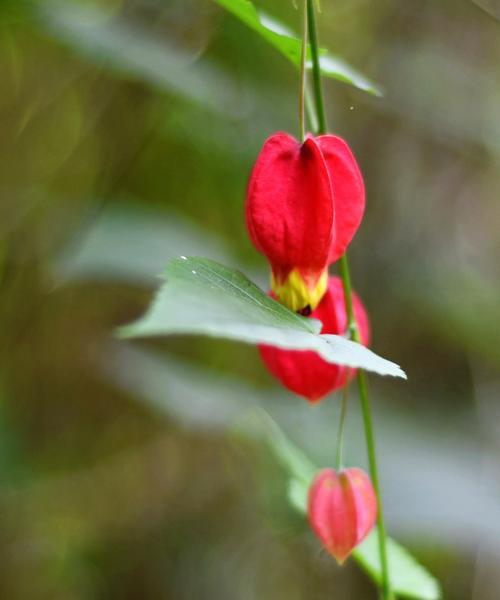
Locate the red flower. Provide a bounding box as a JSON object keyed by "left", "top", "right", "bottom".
{"left": 308, "top": 467, "right": 377, "bottom": 564}
{"left": 246, "top": 132, "right": 365, "bottom": 312}
{"left": 259, "top": 277, "right": 369, "bottom": 402}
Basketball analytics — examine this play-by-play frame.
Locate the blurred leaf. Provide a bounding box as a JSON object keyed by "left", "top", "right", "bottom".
{"left": 258, "top": 413, "right": 441, "bottom": 600}
{"left": 471, "top": 0, "right": 500, "bottom": 20}
{"left": 242, "top": 408, "right": 316, "bottom": 484}
{"left": 213, "top": 0, "right": 383, "bottom": 96}
{"left": 36, "top": 1, "right": 246, "bottom": 117}
{"left": 119, "top": 256, "right": 406, "bottom": 378}
{"left": 354, "top": 532, "right": 441, "bottom": 600}
{"left": 53, "top": 205, "right": 243, "bottom": 287}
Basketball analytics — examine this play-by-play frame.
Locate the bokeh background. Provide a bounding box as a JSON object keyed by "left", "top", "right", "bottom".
{"left": 1, "top": 0, "right": 499, "bottom": 598}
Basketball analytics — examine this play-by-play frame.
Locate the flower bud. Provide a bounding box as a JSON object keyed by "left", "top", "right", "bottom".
{"left": 308, "top": 467, "right": 377, "bottom": 564}
{"left": 259, "top": 276, "right": 370, "bottom": 402}
{"left": 246, "top": 132, "right": 365, "bottom": 312}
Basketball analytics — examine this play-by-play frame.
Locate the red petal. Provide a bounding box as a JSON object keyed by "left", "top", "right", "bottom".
{"left": 259, "top": 346, "right": 345, "bottom": 402}
{"left": 258, "top": 277, "right": 370, "bottom": 402}
{"left": 308, "top": 467, "right": 377, "bottom": 563}
{"left": 343, "top": 468, "right": 378, "bottom": 544}
{"left": 246, "top": 133, "right": 334, "bottom": 273}
{"left": 316, "top": 135, "right": 365, "bottom": 263}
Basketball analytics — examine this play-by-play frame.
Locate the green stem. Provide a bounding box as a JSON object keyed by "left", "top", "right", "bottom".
{"left": 306, "top": 0, "right": 327, "bottom": 134}
{"left": 304, "top": 86, "right": 318, "bottom": 134}
{"left": 306, "top": 2, "right": 393, "bottom": 597}
{"left": 339, "top": 257, "right": 394, "bottom": 600}
{"left": 338, "top": 254, "right": 356, "bottom": 339}
{"left": 298, "top": 0, "right": 308, "bottom": 141}
{"left": 335, "top": 384, "right": 349, "bottom": 470}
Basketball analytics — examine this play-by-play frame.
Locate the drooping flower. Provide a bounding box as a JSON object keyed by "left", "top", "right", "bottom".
{"left": 259, "top": 276, "right": 369, "bottom": 402}
{"left": 308, "top": 467, "right": 377, "bottom": 564}
{"left": 246, "top": 132, "right": 365, "bottom": 313}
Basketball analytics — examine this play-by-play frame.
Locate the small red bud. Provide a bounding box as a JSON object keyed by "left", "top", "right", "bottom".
{"left": 308, "top": 467, "right": 377, "bottom": 564}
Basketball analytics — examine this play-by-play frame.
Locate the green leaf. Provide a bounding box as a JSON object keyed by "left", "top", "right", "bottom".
{"left": 256, "top": 412, "right": 441, "bottom": 600}
{"left": 354, "top": 532, "right": 441, "bottom": 600}
{"left": 242, "top": 408, "right": 317, "bottom": 484}
{"left": 119, "top": 257, "right": 406, "bottom": 378}
{"left": 212, "top": 0, "right": 383, "bottom": 96}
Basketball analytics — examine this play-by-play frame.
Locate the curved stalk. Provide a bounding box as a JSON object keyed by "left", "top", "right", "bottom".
{"left": 306, "top": 1, "right": 393, "bottom": 597}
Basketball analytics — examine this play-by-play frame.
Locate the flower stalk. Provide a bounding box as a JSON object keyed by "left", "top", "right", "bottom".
{"left": 305, "top": 1, "right": 394, "bottom": 597}
{"left": 335, "top": 384, "right": 349, "bottom": 470}
{"left": 298, "top": 0, "right": 308, "bottom": 142}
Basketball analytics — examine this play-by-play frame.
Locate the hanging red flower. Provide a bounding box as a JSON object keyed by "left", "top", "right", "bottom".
{"left": 259, "top": 276, "right": 369, "bottom": 402}
{"left": 246, "top": 132, "right": 365, "bottom": 313}
{"left": 308, "top": 467, "right": 377, "bottom": 564}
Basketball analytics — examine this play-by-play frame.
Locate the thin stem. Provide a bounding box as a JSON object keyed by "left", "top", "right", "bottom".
{"left": 298, "top": 0, "right": 308, "bottom": 142}
{"left": 304, "top": 86, "right": 318, "bottom": 134}
{"left": 306, "top": 2, "right": 393, "bottom": 598}
{"left": 360, "top": 373, "right": 393, "bottom": 599}
{"left": 339, "top": 257, "right": 394, "bottom": 600}
{"left": 338, "top": 255, "right": 356, "bottom": 339}
{"left": 306, "top": 0, "right": 327, "bottom": 134}
{"left": 335, "top": 384, "right": 349, "bottom": 470}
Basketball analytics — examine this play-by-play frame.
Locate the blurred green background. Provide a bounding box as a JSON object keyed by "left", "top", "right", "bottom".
{"left": 1, "top": 0, "right": 499, "bottom": 598}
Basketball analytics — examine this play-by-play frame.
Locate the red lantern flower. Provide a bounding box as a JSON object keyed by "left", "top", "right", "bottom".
{"left": 259, "top": 276, "right": 369, "bottom": 402}
{"left": 246, "top": 132, "right": 365, "bottom": 312}
{"left": 308, "top": 467, "right": 377, "bottom": 564}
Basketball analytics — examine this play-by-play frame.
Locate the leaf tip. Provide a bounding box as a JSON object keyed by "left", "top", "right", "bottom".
{"left": 397, "top": 366, "right": 408, "bottom": 380}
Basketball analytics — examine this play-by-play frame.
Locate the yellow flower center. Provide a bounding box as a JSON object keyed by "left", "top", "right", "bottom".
{"left": 271, "top": 268, "right": 328, "bottom": 313}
